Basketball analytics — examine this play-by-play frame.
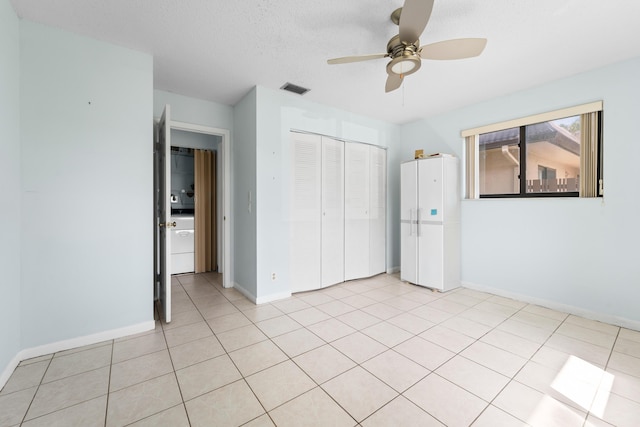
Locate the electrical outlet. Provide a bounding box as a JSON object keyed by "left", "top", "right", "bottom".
{"left": 271, "top": 273, "right": 276, "bottom": 281}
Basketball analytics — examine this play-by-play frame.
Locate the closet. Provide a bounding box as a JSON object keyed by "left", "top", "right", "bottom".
{"left": 289, "top": 131, "right": 386, "bottom": 293}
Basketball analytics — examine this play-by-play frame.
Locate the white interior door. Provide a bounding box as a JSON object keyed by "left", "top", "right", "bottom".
{"left": 290, "top": 132, "right": 321, "bottom": 292}
{"left": 344, "top": 143, "right": 370, "bottom": 281}
{"left": 321, "top": 137, "right": 344, "bottom": 287}
{"left": 157, "top": 105, "right": 172, "bottom": 322}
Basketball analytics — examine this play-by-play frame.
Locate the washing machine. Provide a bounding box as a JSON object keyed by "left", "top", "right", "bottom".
{"left": 171, "top": 215, "right": 194, "bottom": 274}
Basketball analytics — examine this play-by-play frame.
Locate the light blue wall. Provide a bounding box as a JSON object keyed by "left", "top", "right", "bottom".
{"left": 402, "top": 57, "right": 640, "bottom": 325}
{"left": 0, "top": 0, "right": 21, "bottom": 377}
{"left": 154, "top": 90, "right": 233, "bottom": 130}
{"left": 19, "top": 21, "right": 154, "bottom": 347}
{"left": 254, "top": 86, "right": 401, "bottom": 301}
{"left": 233, "top": 88, "right": 258, "bottom": 297}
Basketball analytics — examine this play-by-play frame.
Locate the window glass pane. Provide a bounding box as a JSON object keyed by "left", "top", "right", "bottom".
{"left": 525, "top": 116, "right": 580, "bottom": 194}
{"left": 479, "top": 127, "right": 520, "bottom": 195}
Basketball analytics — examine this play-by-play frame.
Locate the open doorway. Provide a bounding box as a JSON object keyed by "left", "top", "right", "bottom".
{"left": 154, "top": 106, "right": 231, "bottom": 323}
{"left": 168, "top": 121, "right": 231, "bottom": 289}
{"left": 170, "top": 131, "right": 221, "bottom": 274}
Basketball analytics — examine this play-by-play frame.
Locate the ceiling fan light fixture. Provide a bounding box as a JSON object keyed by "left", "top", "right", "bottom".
{"left": 391, "top": 58, "right": 416, "bottom": 74}
{"left": 387, "top": 54, "right": 421, "bottom": 77}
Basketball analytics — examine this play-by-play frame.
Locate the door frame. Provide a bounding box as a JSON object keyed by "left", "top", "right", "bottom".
{"left": 169, "top": 120, "right": 232, "bottom": 288}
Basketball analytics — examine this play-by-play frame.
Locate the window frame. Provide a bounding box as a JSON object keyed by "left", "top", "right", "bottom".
{"left": 462, "top": 102, "right": 603, "bottom": 199}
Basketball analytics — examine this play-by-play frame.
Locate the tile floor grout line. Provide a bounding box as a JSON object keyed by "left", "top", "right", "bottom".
{"left": 180, "top": 276, "right": 280, "bottom": 424}
{"left": 420, "top": 300, "right": 556, "bottom": 426}
{"left": 102, "top": 336, "right": 116, "bottom": 427}
{"left": 315, "top": 367, "right": 366, "bottom": 426}
{"left": 582, "top": 326, "right": 624, "bottom": 427}
{"left": 15, "top": 347, "right": 113, "bottom": 425}
{"left": 478, "top": 303, "right": 580, "bottom": 426}
{"left": 17, "top": 350, "right": 55, "bottom": 426}
{"left": 157, "top": 292, "right": 193, "bottom": 427}
{"left": 460, "top": 303, "right": 541, "bottom": 427}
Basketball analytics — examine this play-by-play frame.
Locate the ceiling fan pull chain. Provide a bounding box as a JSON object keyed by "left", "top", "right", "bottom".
{"left": 402, "top": 80, "right": 405, "bottom": 107}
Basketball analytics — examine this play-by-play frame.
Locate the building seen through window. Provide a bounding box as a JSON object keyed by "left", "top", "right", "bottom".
{"left": 479, "top": 116, "right": 581, "bottom": 196}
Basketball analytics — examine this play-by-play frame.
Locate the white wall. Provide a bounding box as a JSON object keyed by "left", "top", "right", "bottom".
{"left": 254, "top": 86, "right": 401, "bottom": 302}
{"left": 154, "top": 90, "right": 233, "bottom": 130}
{"left": 232, "top": 88, "right": 258, "bottom": 298}
{"left": 402, "top": 57, "right": 640, "bottom": 327}
{"left": 19, "top": 21, "right": 154, "bottom": 347}
{"left": 0, "top": 0, "right": 21, "bottom": 382}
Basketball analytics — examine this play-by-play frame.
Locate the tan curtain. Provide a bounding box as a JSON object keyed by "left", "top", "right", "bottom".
{"left": 580, "top": 112, "right": 599, "bottom": 197}
{"left": 465, "top": 135, "right": 478, "bottom": 199}
{"left": 194, "top": 149, "right": 217, "bottom": 272}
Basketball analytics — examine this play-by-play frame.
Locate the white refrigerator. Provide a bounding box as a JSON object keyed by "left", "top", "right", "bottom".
{"left": 401, "top": 155, "right": 460, "bottom": 291}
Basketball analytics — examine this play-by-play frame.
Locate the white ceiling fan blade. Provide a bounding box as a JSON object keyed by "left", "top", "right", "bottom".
{"left": 327, "top": 53, "right": 387, "bottom": 65}
{"left": 399, "top": 0, "right": 435, "bottom": 44}
{"left": 385, "top": 74, "right": 403, "bottom": 93}
{"left": 420, "top": 38, "right": 487, "bottom": 60}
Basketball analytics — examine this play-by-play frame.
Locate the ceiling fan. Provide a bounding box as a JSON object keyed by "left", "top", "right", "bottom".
{"left": 327, "top": 0, "right": 487, "bottom": 92}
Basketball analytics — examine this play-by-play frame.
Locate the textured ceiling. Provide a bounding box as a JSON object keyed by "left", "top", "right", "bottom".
{"left": 10, "top": 0, "right": 640, "bottom": 124}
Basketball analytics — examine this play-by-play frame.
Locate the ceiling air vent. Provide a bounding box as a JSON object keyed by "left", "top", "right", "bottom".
{"left": 280, "top": 82, "right": 310, "bottom": 95}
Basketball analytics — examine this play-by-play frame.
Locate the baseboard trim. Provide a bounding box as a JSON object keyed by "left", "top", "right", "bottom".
{"left": 232, "top": 282, "right": 257, "bottom": 304}
{"left": 232, "top": 282, "right": 291, "bottom": 305}
{"left": 256, "top": 291, "right": 292, "bottom": 305}
{"left": 0, "top": 352, "right": 22, "bottom": 392}
{"left": 386, "top": 266, "right": 400, "bottom": 274}
{"left": 461, "top": 281, "right": 640, "bottom": 331}
{"left": 0, "top": 320, "right": 155, "bottom": 390}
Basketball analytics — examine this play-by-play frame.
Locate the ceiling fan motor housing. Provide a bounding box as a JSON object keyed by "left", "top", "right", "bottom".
{"left": 386, "top": 35, "right": 421, "bottom": 76}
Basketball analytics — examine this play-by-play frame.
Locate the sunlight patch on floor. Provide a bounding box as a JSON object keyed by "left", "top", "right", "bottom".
{"left": 551, "top": 355, "right": 614, "bottom": 418}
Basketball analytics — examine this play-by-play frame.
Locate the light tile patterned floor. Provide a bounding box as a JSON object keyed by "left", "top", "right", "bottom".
{"left": 2, "top": 272, "right": 640, "bottom": 426}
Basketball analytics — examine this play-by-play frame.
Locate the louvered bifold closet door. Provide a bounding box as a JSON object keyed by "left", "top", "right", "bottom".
{"left": 344, "top": 142, "right": 371, "bottom": 281}
{"left": 290, "top": 133, "right": 322, "bottom": 292}
{"left": 321, "top": 137, "right": 345, "bottom": 287}
{"left": 368, "top": 146, "right": 386, "bottom": 276}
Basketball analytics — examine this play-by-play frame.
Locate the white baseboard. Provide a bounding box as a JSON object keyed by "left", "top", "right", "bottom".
{"left": 461, "top": 281, "right": 640, "bottom": 331}
{"left": 232, "top": 282, "right": 257, "bottom": 303}
{"left": 0, "top": 320, "right": 155, "bottom": 391}
{"left": 0, "top": 352, "right": 22, "bottom": 392}
{"left": 232, "top": 282, "right": 291, "bottom": 305}
{"left": 386, "top": 266, "right": 400, "bottom": 274}
{"left": 256, "top": 291, "right": 292, "bottom": 305}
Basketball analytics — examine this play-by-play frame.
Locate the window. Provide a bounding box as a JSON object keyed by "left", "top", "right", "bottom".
{"left": 463, "top": 102, "right": 603, "bottom": 198}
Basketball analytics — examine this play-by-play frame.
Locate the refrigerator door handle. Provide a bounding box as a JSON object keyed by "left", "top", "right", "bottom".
{"left": 417, "top": 208, "right": 421, "bottom": 237}
{"left": 409, "top": 209, "right": 413, "bottom": 236}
